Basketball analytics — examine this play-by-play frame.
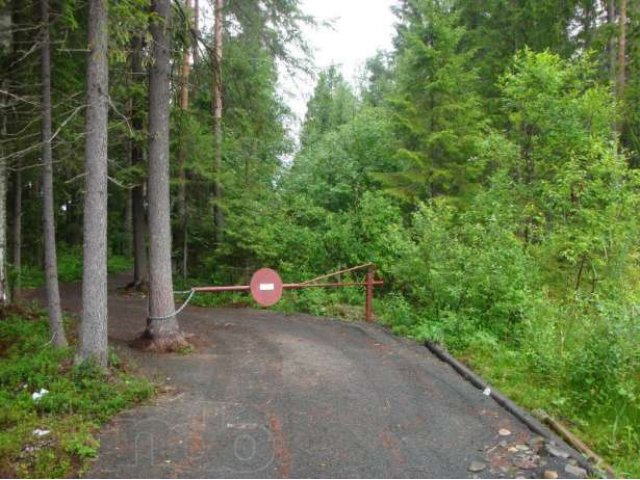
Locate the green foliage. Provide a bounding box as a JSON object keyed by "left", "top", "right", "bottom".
{"left": 0, "top": 307, "right": 153, "bottom": 478}
{"left": 3, "top": 0, "right": 640, "bottom": 476}
{"left": 288, "top": 106, "right": 400, "bottom": 212}
{"left": 393, "top": 199, "right": 536, "bottom": 346}
{"left": 300, "top": 66, "right": 357, "bottom": 148}
{"left": 622, "top": 0, "right": 640, "bottom": 167}
{"left": 17, "top": 248, "right": 132, "bottom": 288}
{"left": 384, "top": 0, "right": 486, "bottom": 200}
{"left": 275, "top": 48, "right": 640, "bottom": 476}
{"left": 455, "top": 0, "right": 576, "bottom": 102}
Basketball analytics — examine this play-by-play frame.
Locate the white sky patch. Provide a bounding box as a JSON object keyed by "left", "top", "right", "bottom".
{"left": 278, "top": 0, "right": 399, "bottom": 142}
{"left": 198, "top": 1, "right": 398, "bottom": 146}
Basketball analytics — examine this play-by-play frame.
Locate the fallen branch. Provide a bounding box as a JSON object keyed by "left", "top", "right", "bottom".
{"left": 536, "top": 410, "right": 615, "bottom": 477}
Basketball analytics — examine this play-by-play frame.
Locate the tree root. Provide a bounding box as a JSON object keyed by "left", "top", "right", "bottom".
{"left": 122, "top": 280, "right": 148, "bottom": 293}
{"left": 130, "top": 329, "right": 190, "bottom": 353}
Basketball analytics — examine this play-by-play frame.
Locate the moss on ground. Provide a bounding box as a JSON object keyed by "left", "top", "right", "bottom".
{"left": 0, "top": 305, "right": 154, "bottom": 478}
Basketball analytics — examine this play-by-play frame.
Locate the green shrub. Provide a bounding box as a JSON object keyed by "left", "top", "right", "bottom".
{"left": 0, "top": 307, "right": 153, "bottom": 478}
{"left": 15, "top": 248, "right": 133, "bottom": 288}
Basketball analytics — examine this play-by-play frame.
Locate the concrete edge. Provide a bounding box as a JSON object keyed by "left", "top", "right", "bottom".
{"left": 424, "top": 341, "right": 607, "bottom": 478}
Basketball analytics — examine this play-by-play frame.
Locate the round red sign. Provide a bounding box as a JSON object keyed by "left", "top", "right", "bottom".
{"left": 250, "top": 268, "right": 283, "bottom": 307}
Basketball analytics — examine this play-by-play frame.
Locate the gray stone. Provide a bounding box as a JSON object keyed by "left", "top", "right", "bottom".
{"left": 469, "top": 461, "right": 488, "bottom": 473}
{"left": 564, "top": 463, "right": 587, "bottom": 478}
{"left": 528, "top": 436, "right": 545, "bottom": 448}
{"left": 544, "top": 443, "right": 570, "bottom": 459}
{"left": 514, "top": 455, "right": 539, "bottom": 470}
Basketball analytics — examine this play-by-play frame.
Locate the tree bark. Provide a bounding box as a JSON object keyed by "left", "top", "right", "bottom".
{"left": 607, "top": 0, "right": 617, "bottom": 88}
{"left": 6, "top": 2, "right": 20, "bottom": 301}
{"left": 139, "top": 0, "right": 187, "bottom": 351}
{"left": 0, "top": 6, "right": 10, "bottom": 304}
{"left": 617, "top": 0, "right": 627, "bottom": 98}
{"left": 581, "top": 0, "right": 593, "bottom": 49}
{"left": 124, "top": 167, "right": 132, "bottom": 256}
{"left": 0, "top": 93, "right": 7, "bottom": 306}
{"left": 12, "top": 167, "right": 21, "bottom": 299}
{"left": 212, "top": 0, "right": 224, "bottom": 244}
{"left": 40, "top": 0, "right": 66, "bottom": 347}
{"left": 78, "top": 0, "right": 109, "bottom": 367}
{"left": 178, "top": 0, "right": 192, "bottom": 280}
{"left": 130, "top": 35, "right": 148, "bottom": 289}
{"left": 193, "top": 0, "right": 199, "bottom": 64}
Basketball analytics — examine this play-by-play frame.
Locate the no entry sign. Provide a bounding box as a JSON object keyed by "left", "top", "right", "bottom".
{"left": 250, "top": 268, "right": 283, "bottom": 307}
{"left": 192, "top": 263, "right": 382, "bottom": 320}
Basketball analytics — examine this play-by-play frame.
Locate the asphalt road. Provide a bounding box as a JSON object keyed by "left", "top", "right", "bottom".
{"left": 36, "top": 275, "right": 585, "bottom": 478}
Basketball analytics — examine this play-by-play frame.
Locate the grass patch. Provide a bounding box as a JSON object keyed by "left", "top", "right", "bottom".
{"left": 273, "top": 288, "right": 365, "bottom": 321}
{"left": 18, "top": 251, "right": 133, "bottom": 288}
{"left": 186, "top": 291, "right": 250, "bottom": 309}
{"left": 456, "top": 338, "right": 640, "bottom": 478}
{"left": 0, "top": 305, "right": 154, "bottom": 478}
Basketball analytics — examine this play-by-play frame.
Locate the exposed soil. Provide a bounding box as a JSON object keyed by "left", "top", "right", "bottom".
{"left": 26, "top": 274, "right": 586, "bottom": 478}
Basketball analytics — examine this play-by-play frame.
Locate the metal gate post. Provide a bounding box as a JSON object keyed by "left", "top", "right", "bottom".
{"left": 365, "top": 265, "right": 374, "bottom": 322}
{"left": 191, "top": 264, "right": 383, "bottom": 322}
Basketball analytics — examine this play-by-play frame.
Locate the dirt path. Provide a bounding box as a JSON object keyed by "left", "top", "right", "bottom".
{"left": 30, "top": 274, "right": 585, "bottom": 478}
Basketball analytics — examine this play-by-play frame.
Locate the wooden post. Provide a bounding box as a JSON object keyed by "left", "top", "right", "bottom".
{"left": 365, "top": 265, "right": 374, "bottom": 322}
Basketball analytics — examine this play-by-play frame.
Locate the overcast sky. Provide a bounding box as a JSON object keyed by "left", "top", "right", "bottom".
{"left": 279, "top": 0, "right": 399, "bottom": 139}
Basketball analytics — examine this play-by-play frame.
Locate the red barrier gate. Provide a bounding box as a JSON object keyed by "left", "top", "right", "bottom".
{"left": 191, "top": 263, "right": 384, "bottom": 321}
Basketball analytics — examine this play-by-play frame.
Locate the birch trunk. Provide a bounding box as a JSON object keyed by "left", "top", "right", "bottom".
{"left": 78, "top": 0, "right": 109, "bottom": 367}
{"left": 139, "top": 0, "right": 187, "bottom": 351}
{"left": 40, "top": 0, "right": 66, "bottom": 347}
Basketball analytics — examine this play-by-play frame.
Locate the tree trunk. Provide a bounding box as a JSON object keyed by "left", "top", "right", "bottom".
{"left": 124, "top": 165, "right": 132, "bottom": 257}
{"left": 0, "top": 93, "right": 7, "bottom": 306}
{"left": 139, "top": 0, "right": 187, "bottom": 351}
{"left": 40, "top": 0, "right": 66, "bottom": 347}
{"left": 617, "top": 0, "right": 627, "bottom": 135}
{"left": 212, "top": 0, "right": 224, "bottom": 244}
{"left": 193, "top": 0, "right": 199, "bottom": 64}
{"left": 12, "top": 167, "right": 21, "bottom": 299}
{"left": 132, "top": 175, "right": 148, "bottom": 288}
{"left": 78, "top": 0, "right": 109, "bottom": 367}
{"left": 178, "top": 0, "right": 192, "bottom": 280}
{"left": 130, "top": 35, "right": 148, "bottom": 289}
{"left": 617, "top": 0, "right": 627, "bottom": 98}
{"left": 5, "top": 2, "right": 20, "bottom": 301}
{"left": 607, "top": 0, "right": 616, "bottom": 88}
{"left": 581, "top": 0, "right": 593, "bottom": 49}
{"left": 0, "top": 6, "right": 10, "bottom": 305}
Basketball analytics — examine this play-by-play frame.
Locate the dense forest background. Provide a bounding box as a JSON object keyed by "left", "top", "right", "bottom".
{"left": 0, "top": 0, "right": 639, "bottom": 476}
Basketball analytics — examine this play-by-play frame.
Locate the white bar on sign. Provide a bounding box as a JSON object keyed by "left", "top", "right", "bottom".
{"left": 259, "top": 283, "right": 275, "bottom": 291}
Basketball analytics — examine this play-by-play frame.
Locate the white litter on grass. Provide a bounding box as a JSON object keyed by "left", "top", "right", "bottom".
{"left": 483, "top": 387, "right": 491, "bottom": 396}
{"left": 32, "top": 429, "right": 50, "bottom": 437}
{"left": 31, "top": 388, "right": 49, "bottom": 401}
